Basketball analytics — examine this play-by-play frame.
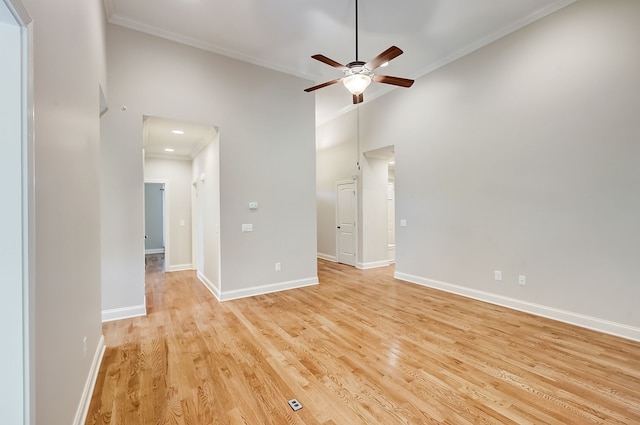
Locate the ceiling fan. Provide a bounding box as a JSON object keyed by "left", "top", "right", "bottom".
{"left": 304, "top": 0, "right": 414, "bottom": 104}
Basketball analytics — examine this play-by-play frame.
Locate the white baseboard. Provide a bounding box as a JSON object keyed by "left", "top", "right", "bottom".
{"left": 101, "top": 304, "right": 146, "bottom": 322}
{"left": 219, "top": 277, "right": 319, "bottom": 301}
{"left": 166, "top": 263, "right": 194, "bottom": 272}
{"left": 197, "top": 270, "right": 221, "bottom": 300}
{"left": 395, "top": 272, "right": 640, "bottom": 342}
{"left": 357, "top": 260, "right": 393, "bottom": 270}
{"left": 145, "top": 248, "right": 164, "bottom": 254}
{"left": 73, "top": 335, "right": 105, "bottom": 425}
{"left": 317, "top": 253, "right": 337, "bottom": 262}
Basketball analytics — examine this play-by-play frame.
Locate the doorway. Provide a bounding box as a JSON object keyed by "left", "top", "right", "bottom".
{"left": 144, "top": 182, "right": 166, "bottom": 255}
{"left": 142, "top": 116, "right": 218, "bottom": 274}
{"left": 361, "top": 145, "right": 396, "bottom": 268}
{"left": 387, "top": 161, "right": 396, "bottom": 262}
{"left": 336, "top": 180, "right": 357, "bottom": 266}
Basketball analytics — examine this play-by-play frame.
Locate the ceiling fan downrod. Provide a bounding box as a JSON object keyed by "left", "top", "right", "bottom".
{"left": 355, "top": 0, "right": 359, "bottom": 61}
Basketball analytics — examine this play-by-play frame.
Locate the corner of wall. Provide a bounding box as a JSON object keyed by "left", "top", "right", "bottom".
{"left": 72, "top": 335, "right": 106, "bottom": 425}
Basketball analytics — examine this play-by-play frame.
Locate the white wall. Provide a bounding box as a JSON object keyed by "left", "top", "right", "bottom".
{"left": 21, "top": 0, "right": 107, "bottom": 422}
{"left": 192, "top": 135, "right": 221, "bottom": 295}
{"left": 100, "top": 112, "right": 146, "bottom": 319}
{"left": 340, "top": 0, "right": 639, "bottom": 339}
{"left": 102, "top": 24, "right": 317, "bottom": 307}
{"left": 145, "top": 158, "right": 193, "bottom": 270}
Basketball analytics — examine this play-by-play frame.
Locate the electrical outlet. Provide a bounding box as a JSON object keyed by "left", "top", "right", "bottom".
{"left": 494, "top": 270, "right": 502, "bottom": 281}
{"left": 275, "top": 262, "right": 281, "bottom": 271}
{"left": 518, "top": 275, "right": 526, "bottom": 286}
{"left": 288, "top": 399, "right": 303, "bottom": 411}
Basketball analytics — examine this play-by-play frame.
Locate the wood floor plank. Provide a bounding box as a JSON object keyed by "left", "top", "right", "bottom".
{"left": 86, "top": 256, "right": 640, "bottom": 424}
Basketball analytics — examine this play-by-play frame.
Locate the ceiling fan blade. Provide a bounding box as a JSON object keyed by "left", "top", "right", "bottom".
{"left": 304, "top": 78, "right": 342, "bottom": 92}
{"left": 353, "top": 93, "right": 364, "bottom": 104}
{"left": 365, "top": 46, "right": 403, "bottom": 70}
{"left": 311, "top": 54, "right": 348, "bottom": 71}
{"left": 372, "top": 74, "right": 415, "bottom": 88}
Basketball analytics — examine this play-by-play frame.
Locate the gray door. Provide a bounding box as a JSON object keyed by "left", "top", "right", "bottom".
{"left": 144, "top": 183, "right": 165, "bottom": 253}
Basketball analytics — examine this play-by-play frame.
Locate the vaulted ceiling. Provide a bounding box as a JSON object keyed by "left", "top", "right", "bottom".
{"left": 105, "top": 0, "right": 575, "bottom": 126}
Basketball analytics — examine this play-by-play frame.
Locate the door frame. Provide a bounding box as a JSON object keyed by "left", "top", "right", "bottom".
{"left": 336, "top": 179, "right": 358, "bottom": 266}
{"left": 144, "top": 179, "right": 169, "bottom": 267}
{"left": 1, "top": 0, "right": 34, "bottom": 422}
{"left": 192, "top": 177, "right": 205, "bottom": 274}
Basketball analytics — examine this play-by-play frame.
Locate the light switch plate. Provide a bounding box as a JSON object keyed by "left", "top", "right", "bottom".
{"left": 241, "top": 224, "right": 253, "bottom": 232}
{"left": 249, "top": 202, "right": 258, "bottom": 210}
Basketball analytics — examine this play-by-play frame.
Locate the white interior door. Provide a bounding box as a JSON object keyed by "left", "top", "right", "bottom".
{"left": 337, "top": 181, "right": 357, "bottom": 266}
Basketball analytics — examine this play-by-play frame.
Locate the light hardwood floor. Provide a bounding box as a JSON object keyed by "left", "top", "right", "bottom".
{"left": 87, "top": 256, "right": 640, "bottom": 424}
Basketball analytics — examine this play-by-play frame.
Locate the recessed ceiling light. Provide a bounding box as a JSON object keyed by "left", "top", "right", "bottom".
{"left": 172, "top": 130, "right": 184, "bottom": 135}
{"left": 164, "top": 148, "right": 175, "bottom": 152}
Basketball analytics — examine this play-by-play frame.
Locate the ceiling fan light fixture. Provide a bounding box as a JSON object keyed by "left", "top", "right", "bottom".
{"left": 343, "top": 74, "right": 372, "bottom": 95}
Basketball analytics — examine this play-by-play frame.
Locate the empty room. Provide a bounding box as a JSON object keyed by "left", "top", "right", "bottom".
{"left": 3, "top": 0, "right": 638, "bottom": 424}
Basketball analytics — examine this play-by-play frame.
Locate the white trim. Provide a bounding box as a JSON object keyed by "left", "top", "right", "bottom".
{"left": 3, "top": 0, "right": 30, "bottom": 24}
{"left": 103, "top": 0, "right": 115, "bottom": 20}
{"left": 197, "top": 270, "right": 220, "bottom": 300}
{"left": 101, "top": 304, "right": 146, "bottom": 322}
{"left": 145, "top": 248, "right": 164, "bottom": 254}
{"left": 0, "top": 1, "right": 35, "bottom": 422}
{"left": 412, "top": 0, "right": 577, "bottom": 80}
{"left": 395, "top": 272, "right": 640, "bottom": 343}
{"left": 166, "top": 263, "right": 193, "bottom": 272}
{"left": 106, "top": 14, "right": 316, "bottom": 81}
{"left": 72, "top": 335, "right": 105, "bottom": 425}
{"left": 317, "top": 253, "right": 337, "bottom": 262}
{"left": 219, "top": 277, "right": 319, "bottom": 302}
{"left": 356, "top": 260, "right": 393, "bottom": 270}
{"left": 314, "top": 0, "right": 578, "bottom": 127}
{"left": 22, "top": 7, "right": 34, "bottom": 423}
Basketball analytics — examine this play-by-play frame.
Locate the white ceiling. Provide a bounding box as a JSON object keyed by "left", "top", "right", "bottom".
{"left": 143, "top": 116, "right": 217, "bottom": 160}
{"left": 106, "top": 0, "right": 575, "bottom": 136}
